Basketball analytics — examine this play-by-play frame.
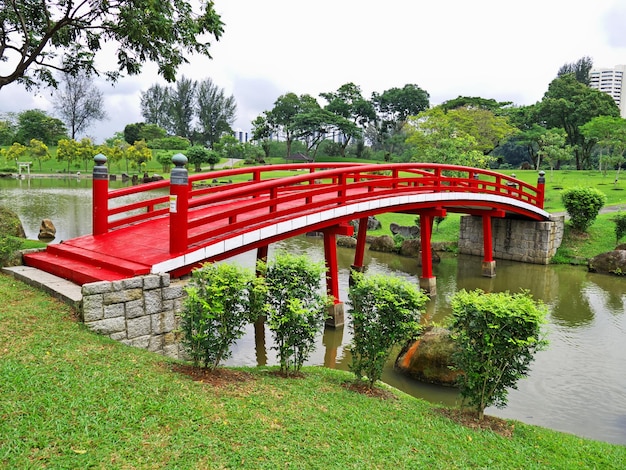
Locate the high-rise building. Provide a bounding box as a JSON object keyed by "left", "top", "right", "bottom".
{"left": 589, "top": 65, "right": 626, "bottom": 118}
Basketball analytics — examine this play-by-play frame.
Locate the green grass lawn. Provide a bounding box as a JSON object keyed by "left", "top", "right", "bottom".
{"left": 1, "top": 273, "right": 624, "bottom": 468}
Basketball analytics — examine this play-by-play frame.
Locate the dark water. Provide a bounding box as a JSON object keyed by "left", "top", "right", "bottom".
{"left": 1, "top": 177, "right": 625, "bottom": 445}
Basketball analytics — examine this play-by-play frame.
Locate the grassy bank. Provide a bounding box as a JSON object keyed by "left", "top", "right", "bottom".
{"left": 1, "top": 273, "right": 624, "bottom": 468}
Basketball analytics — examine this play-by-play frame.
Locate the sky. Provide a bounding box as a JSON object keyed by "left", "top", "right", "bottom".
{"left": 2, "top": 0, "right": 626, "bottom": 143}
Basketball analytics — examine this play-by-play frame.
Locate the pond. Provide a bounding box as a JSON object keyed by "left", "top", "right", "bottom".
{"left": 1, "top": 176, "right": 625, "bottom": 445}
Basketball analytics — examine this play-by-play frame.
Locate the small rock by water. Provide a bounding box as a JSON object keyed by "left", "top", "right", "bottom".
{"left": 38, "top": 219, "right": 56, "bottom": 240}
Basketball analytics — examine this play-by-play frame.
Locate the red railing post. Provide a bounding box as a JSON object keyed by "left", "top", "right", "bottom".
{"left": 92, "top": 153, "right": 109, "bottom": 235}
{"left": 537, "top": 170, "right": 546, "bottom": 208}
{"left": 169, "top": 153, "right": 189, "bottom": 254}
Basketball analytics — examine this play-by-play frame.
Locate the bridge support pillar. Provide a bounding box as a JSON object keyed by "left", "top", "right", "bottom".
{"left": 349, "top": 216, "right": 369, "bottom": 286}
{"left": 322, "top": 223, "right": 354, "bottom": 328}
{"left": 480, "top": 211, "right": 504, "bottom": 277}
{"left": 419, "top": 208, "right": 446, "bottom": 296}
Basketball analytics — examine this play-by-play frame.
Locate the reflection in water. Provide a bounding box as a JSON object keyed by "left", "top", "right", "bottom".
{"left": 2, "top": 178, "right": 626, "bottom": 445}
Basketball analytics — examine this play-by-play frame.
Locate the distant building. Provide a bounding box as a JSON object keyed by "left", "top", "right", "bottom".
{"left": 234, "top": 129, "right": 249, "bottom": 143}
{"left": 589, "top": 65, "right": 626, "bottom": 118}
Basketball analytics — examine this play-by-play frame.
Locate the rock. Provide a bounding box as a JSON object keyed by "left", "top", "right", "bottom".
{"left": 390, "top": 222, "right": 420, "bottom": 238}
{"left": 351, "top": 216, "right": 381, "bottom": 231}
{"left": 588, "top": 250, "right": 626, "bottom": 276}
{"left": 399, "top": 239, "right": 421, "bottom": 257}
{"left": 395, "top": 326, "right": 461, "bottom": 386}
{"left": 0, "top": 206, "right": 26, "bottom": 238}
{"left": 337, "top": 236, "right": 357, "bottom": 248}
{"left": 369, "top": 235, "right": 396, "bottom": 253}
{"left": 38, "top": 219, "right": 56, "bottom": 240}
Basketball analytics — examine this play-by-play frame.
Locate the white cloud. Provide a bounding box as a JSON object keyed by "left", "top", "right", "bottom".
{"left": 2, "top": 0, "right": 626, "bottom": 143}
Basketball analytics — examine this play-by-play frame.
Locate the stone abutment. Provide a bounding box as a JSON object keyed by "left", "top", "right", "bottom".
{"left": 458, "top": 215, "right": 564, "bottom": 264}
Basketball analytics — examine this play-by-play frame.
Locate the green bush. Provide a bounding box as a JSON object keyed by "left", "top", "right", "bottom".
{"left": 615, "top": 212, "right": 626, "bottom": 245}
{"left": 179, "top": 263, "right": 264, "bottom": 370}
{"left": 561, "top": 187, "right": 607, "bottom": 232}
{"left": 259, "top": 252, "right": 329, "bottom": 375}
{"left": 348, "top": 273, "right": 428, "bottom": 389}
{"left": 448, "top": 289, "right": 548, "bottom": 420}
{"left": 0, "top": 235, "right": 22, "bottom": 266}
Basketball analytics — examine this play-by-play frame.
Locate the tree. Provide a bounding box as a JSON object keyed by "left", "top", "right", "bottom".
{"left": 0, "top": 0, "right": 224, "bottom": 90}
{"left": 405, "top": 107, "right": 504, "bottom": 168}
{"left": 580, "top": 116, "right": 626, "bottom": 181}
{"left": 52, "top": 72, "right": 107, "bottom": 139}
{"left": 14, "top": 109, "right": 67, "bottom": 145}
{"left": 123, "top": 123, "right": 145, "bottom": 146}
{"left": 140, "top": 84, "right": 172, "bottom": 131}
{"left": 251, "top": 114, "right": 272, "bottom": 159}
{"left": 27, "top": 138, "right": 51, "bottom": 171}
{"left": 370, "top": 84, "right": 430, "bottom": 155}
{"left": 320, "top": 82, "right": 375, "bottom": 157}
{"left": 169, "top": 76, "right": 196, "bottom": 141}
{"left": 557, "top": 56, "right": 593, "bottom": 85}
{"left": 195, "top": 78, "right": 237, "bottom": 148}
{"left": 441, "top": 96, "right": 512, "bottom": 113}
{"left": 186, "top": 145, "right": 210, "bottom": 172}
{"left": 449, "top": 289, "right": 548, "bottom": 420}
{"left": 538, "top": 74, "right": 620, "bottom": 169}
{"left": 348, "top": 273, "right": 427, "bottom": 389}
{"left": 536, "top": 129, "right": 573, "bottom": 174}
{"left": 264, "top": 93, "right": 313, "bottom": 158}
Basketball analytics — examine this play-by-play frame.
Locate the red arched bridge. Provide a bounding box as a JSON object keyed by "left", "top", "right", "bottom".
{"left": 24, "top": 154, "right": 549, "bottom": 325}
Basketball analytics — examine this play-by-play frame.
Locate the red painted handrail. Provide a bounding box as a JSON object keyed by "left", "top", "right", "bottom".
{"left": 92, "top": 162, "right": 546, "bottom": 255}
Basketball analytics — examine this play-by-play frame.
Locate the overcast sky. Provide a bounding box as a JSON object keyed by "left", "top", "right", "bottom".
{"left": 2, "top": 0, "right": 626, "bottom": 143}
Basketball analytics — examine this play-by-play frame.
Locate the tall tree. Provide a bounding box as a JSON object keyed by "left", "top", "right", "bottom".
{"left": 370, "top": 84, "right": 430, "bottom": 155}
{"left": 140, "top": 84, "right": 172, "bottom": 131}
{"left": 0, "top": 0, "right": 223, "bottom": 90}
{"left": 320, "top": 82, "right": 375, "bottom": 157}
{"left": 557, "top": 56, "right": 593, "bottom": 85}
{"left": 14, "top": 109, "right": 67, "bottom": 145}
{"left": 52, "top": 72, "right": 107, "bottom": 139}
{"left": 195, "top": 78, "right": 237, "bottom": 148}
{"left": 265, "top": 93, "right": 309, "bottom": 157}
{"left": 538, "top": 74, "right": 620, "bottom": 169}
{"left": 169, "top": 76, "right": 196, "bottom": 141}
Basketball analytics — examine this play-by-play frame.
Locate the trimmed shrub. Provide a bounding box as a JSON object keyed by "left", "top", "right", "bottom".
{"left": 348, "top": 273, "right": 428, "bottom": 389}
{"left": 180, "top": 263, "right": 264, "bottom": 370}
{"left": 448, "top": 289, "right": 548, "bottom": 420}
{"left": 561, "top": 187, "right": 606, "bottom": 232}
{"left": 259, "top": 252, "right": 329, "bottom": 375}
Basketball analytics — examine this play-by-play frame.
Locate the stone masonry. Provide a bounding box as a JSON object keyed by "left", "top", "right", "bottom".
{"left": 458, "top": 215, "right": 565, "bottom": 264}
{"left": 81, "top": 273, "right": 186, "bottom": 359}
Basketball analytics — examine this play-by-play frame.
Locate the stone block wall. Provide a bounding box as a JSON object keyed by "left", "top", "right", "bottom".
{"left": 81, "top": 273, "right": 186, "bottom": 359}
{"left": 458, "top": 215, "right": 564, "bottom": 265}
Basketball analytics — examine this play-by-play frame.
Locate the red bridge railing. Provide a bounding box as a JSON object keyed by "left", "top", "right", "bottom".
{"left": 92, "top": 154, "right": 546, "bottom": 255}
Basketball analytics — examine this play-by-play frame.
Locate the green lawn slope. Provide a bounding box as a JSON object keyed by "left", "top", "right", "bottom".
{"left": 1, "top": 273, "right": 624, "bottom": 468}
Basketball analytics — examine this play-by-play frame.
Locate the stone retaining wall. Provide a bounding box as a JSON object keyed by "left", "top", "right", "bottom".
{"left": 81, "top": 273, "right": 186, "bottom": 359}
{"left": 458, "top": 215, "right": 565, "bottom": 264}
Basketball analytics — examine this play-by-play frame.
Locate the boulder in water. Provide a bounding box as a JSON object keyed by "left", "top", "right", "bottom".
{"left": 395, "top": 326, "right": 461, "bottom": 386}
{"left": 588, "top": 250, "right": 626, "bottom": 276}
